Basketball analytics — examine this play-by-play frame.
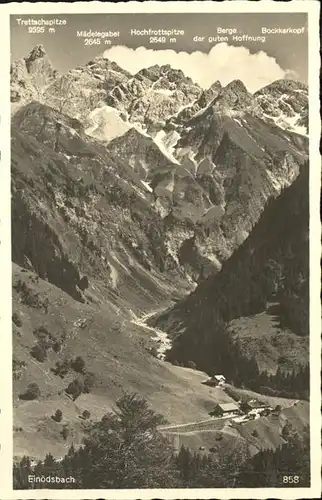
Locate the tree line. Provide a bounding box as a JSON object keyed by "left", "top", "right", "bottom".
{"left": 164, "top": 165, "right": 309, "bottom": 396}
{"left": 14, "top": 393, "right": 310, "bottom": 489}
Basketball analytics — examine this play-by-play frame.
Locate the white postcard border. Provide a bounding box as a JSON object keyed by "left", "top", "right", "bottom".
{"left": 0, "top": 2, "right": 320, "bottom": 499}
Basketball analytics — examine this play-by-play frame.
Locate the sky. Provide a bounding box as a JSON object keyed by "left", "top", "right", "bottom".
{"left": 10, "top": 13, "right": 308, "bottom": 93}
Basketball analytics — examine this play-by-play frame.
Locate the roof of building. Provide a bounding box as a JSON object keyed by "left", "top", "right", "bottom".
{"left": 214, "top": 374, "right": 226, "bottom": 380}
{"left": 218, "top": 402, "right": 239, "bottom": 412}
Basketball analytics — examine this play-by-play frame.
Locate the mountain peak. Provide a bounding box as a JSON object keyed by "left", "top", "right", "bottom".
{"left": 24, "top": 44, "right": 54, "bottom": 78}
{"left": 256, "top": 78, "right": 308, "bottom": 95}
{"left": 224, "top": 79, "right": 249, "bottom": 94}
{"left": 207, "top": 78, "right": 253, "bottom": 112}
{"left": 210, "top": 80, "right": 222, "bottom": 90}
{"left": 25, "top": 44, "right": 47, "bottom": 63}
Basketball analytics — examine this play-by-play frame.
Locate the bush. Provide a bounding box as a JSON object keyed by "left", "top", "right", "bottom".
{"left": 30, "top": 343, "right": 47, "bottom": 362}
{"left": 35, "top": 326, "right": 49, "bottom": 336}
{"left": 17, "top": 281, "right": 42, "bottom": 308}
{"left": 71, "top": 356, "right": 86, "bottom": 373}
{"left": 13, "top": 358, "right": 26, "bottom": 380}
{"left": 186, "top": 360, "right": 197, "bottom": 370}
{"left": 52, "top": 341, "right": 62, "bottom": 353}
{"left": 149, "top": 346, "right": 159, "bottom": 358}
{"left": 52, "top": 358, "right": 71, "bottom": 378}
{"left": 282, "top": 424, "right": 291, "bottom": 440}
{"left": 83, "top": 372, "right": 95, "bottom": 393}
{"left": 251, "top": 429, "right": 259, "bottom": 437}
{"left": 209, "top": 406, "right": 222, "bottom": 418}
{"left": 19, "top": 383, "right": 40, "bottom": 400}
{"left": 65, "top": 379, "right": 84, "bottom": 400}
{"left": 12, "top": 312, "right": 22, "bottom": 327}
{"left": 82, "top": 410, "right": 91, "bottom": 420}
{"left": 239, "top": 399, "right": 251, "bottom": 414}
{"left": 52, "top": 409, "right": 63, "bottom": 422}
{"left": 33, "top": 326, "right": 57, "bottom": 349}
{"left": 61, "top": 426, "right": 69, "bottom": 440}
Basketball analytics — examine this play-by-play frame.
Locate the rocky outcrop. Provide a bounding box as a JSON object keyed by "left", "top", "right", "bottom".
{"left": 107, "top": 128, "right": 178, "bottom": 179}
{"left": 43, "top": 55, "right": 131, "bottom": 121}
{"left": 11, "top": 44, "right": 57, "bottom": 109}
{"left": 254, "top": 79, "right": 308, "bottom": 135}
{"left": 12, "top": 193, "right": 87, "bottom": 302}
{"left": 153, "top": 96, "right": 308, "bottom": 277}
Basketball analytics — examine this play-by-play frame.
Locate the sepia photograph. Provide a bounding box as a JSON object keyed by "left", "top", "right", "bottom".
{"left": 0, "top": 1, "right": 320, "bottom": 498}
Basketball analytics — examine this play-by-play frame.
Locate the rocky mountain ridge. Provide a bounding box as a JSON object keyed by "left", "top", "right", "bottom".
{"left": 11, "top": 45, "right": 309, "bottom": 281}
{"left": 12, "top": 102, "right": 193, "bottom": 313}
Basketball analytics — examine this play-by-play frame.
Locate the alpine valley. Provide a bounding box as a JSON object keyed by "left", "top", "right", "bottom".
{"left": 11, "top": 45, "right": 309, "bottom": 472}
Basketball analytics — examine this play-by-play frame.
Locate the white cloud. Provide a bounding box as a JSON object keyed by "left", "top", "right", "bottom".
{"left": 104, "top": 43, "right": 289, "bottom": 93}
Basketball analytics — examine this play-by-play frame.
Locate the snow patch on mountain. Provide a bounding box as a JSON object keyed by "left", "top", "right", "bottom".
{"left": 262, "top": 111, "right": 307, "bottom": 136}
{"left": 154, "top": 199, "right": 171, "bottom": 218}
{"left": 141, "top": 180, "right": 153, "bottom": 193}
{"left": 85, "top": 105, "right": 132, "bottom": 141}
{"left": 154, "top": 89, "right": 175, "bottom": 97}
{"left": 153, "top": 131, "right": 180, "bottom": 165}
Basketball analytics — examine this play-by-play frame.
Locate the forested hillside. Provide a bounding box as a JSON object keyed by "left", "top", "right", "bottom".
{"left": 153, "top": 164, "right": 309, "bottom": 396}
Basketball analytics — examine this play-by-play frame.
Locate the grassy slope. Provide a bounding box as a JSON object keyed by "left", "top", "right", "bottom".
{"left": 13, "top": 264, "right": 236, "bottom": 460}
{"left": 228, "top": 304, "right": 309, "bottom": 374}
{"left": 162, "top": 400, "right": 309, "bottom": 455}
{"left": 13, "top": 259, "right": 308, "bottom": 461}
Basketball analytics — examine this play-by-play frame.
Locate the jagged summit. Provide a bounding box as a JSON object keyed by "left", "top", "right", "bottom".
{"left": 254, "top": 78, "right": 308, "bottom": 135}
{"left": 210, "top": 80, "right": 222, "bottom": 90}
{"left": 210, "top": 79, "right": 254, "bottom": 112}
{"left": 25, "top": 44, "right": 47, "bottom": 62}
{"left": 11, "top": 44, "right": 56, "bottom": 109}
{"left": 256, "top": 78, "right": 308, "bottom": 94}
{"left": 224, "top": 79, "right": 249, "bottom": 93}
{"left": 85, "top": 53, "right": 132, "bottom": 76}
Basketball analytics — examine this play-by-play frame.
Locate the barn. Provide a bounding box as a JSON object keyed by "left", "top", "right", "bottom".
{"left": 209, "top": 402, "right": 239, "bottom": 417}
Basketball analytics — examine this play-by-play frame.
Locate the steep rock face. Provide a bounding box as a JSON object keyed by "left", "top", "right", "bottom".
{"left": 254, "top": 79, "right": 308, "bottom": 135}
{"left": 106, "top": 64, "right": 201, "bottom": 134}
{"left": 168, "top": 80, "right": 222, "bottom": 127}
{"left": 152, "top": 165, "right": 309, "bottom": 374}
{"left": 106, "top": 128, "right": 178, "bottom": 180}
{"left": 11, "top": 102, "right": 191, "bottom": 312}
{"left": 156, "top": 97, "right": 308, "bottom": 278}
{"left": 43, "top": 55, "right": 131, "bottom": 121}
{"left": 11, "top": 45, "right": 57, "bottom": 110}
{"left": 11, "top": 47, "right": 309, "bottom": 283}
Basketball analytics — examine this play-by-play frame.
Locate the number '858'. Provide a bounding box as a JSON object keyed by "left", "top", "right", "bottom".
{"left": 283, "top": 475, "right": 300, "bottom": 484}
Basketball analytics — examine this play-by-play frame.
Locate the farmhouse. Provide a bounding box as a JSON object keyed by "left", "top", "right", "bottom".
{"left": 209, "top": 402, "right": 239, "bottom": 417}
{"left": 245, "top": 399, "right": 270, "bottom": 411}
